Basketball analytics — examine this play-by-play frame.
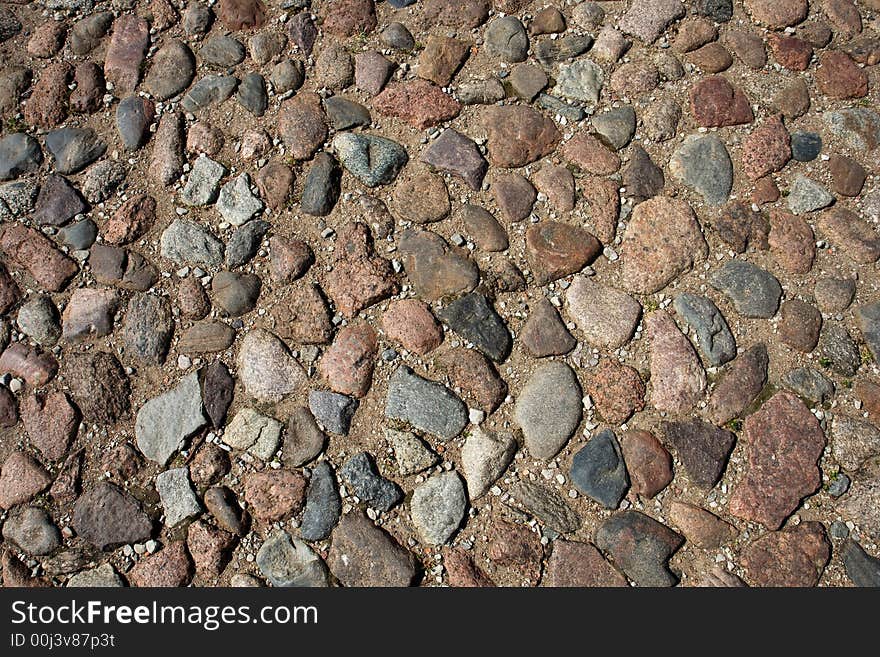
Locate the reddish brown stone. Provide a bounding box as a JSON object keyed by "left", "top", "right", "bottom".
{"left": 2, "top": 550, "right": 48, "bottom": 588}
{"left": 662, "top": 418, "right": 734, "bottom": 488}
{"left": 856, "top": 379, "right": 880, "bottom": 425}
{"left": 49, "top": 450, "right": 82, "bottom": 506}
{"left": 373, "top": 80, "right": 460, "bottom": 130}
{"left": 769, "top": 210, "right": 815, "bottom": 274}
{"left": 435, "top": 347, "right": 507, "bottom": 414}
{"left": 398, "top": 229, "right": 479, "bottom": 302}
{"left": 71, "top": 61, "right": 105, "bottom": 113}
{"left": 484, "top": 105, "right": 561, "bottom": 168}
{"left": 323, "top": 0, "right": 376, "bottom": 37}
{"left": 23, "top": 61, "right": 70, "bottom": 129}
{"left": 217, "top": 0, "right": 266, "bottom": 31}
{"left": 824, "top": 0, "right": 863, "bottom": 38}
{"left": 767, "top": 34, "right": 813, "bottom": 71}
{"left": 128, "top": 542, "right": 193, "bottom": 587}
{"left": 103, "top": 15, "right": 149, "bottom": 94}
{"left": 778, "top": 299, "right": 822, "bottom": 353}
{"left": 746, "top": 0, "right": 809, "bottom": 28}
{"left": 324, "top": 222, "right": 398, "bottom": 318}
{"left": 668, "top": 501, "right": 736, "bottom": 548}
{"left": 525, "top": 221, "right": 601, "bottom": 285}
{"left": 420, "top": 0, "right": 490, "bottom": 29}
{"left": 103, "top": 194, "right": 156, "bottom": 245}
{"left": 243, "top": 470, "right": 306, "bottom": 522}
{"left": 319, "top": 323, "right": 378, "bottom": 398}
{"left": 178, "top": 277, "right": 210, "bottom": 319}
{"left": 608, "top": 61, "right": 659, "bottom": 97}
{"left": 0, "top": 387, "right": 18, "bottom": 428}
{"left": 543, "top": 540, "right": 628, "bottom": 587}
{"left": 0, "top": 343, "right": 58, "bottom": 387}
{"left": 816, "top": 51, "right": 868, "bottom": 99}
{"left": 729, "top": 392, "right": 825, "bottom": 530}
{"left": 255, "top": 161, "right": 294, "bottom": 210}
{"left": 442, "top": 546, "right": 495, "bottom": 587}
{"left": 0, "top": 223, "right": 78, "bottom": 292}
{"left": 741, "top": 522, "right": 830, "bottom": 587}
{"left": 27, "top": 21, "right": 66, "bottom": 58}
{"left": 706, "top": 344, "right": 768, "bottom": 426}
{"left": 673, "top": 18, "right": 717, "bottom": 54}
{"left": 818, "top": 207, "right": 880, "bottom": 264}
{"left": 752, "top": 177, "right": 780, "bottom": 205}
{"left": 492, "top": 173, "right": 536, "bottom": 222}
{"left": 268, "top": 236, "right": 312, "bottom": 286}
{"left": 714, "top": 201, "right": 770, "bottom": 253}
{"left": 688, "top": 43, "right": 733, "bottom": 73}
{"left": 520, "top": 298, "right": 576, "bottom": 358}
{"left": 619, "top": 430, "right": 673, "bottom": 498}
{"left": 585, "top": 359, "right": 645, "bottom": 425}
{"left": 742, "top": 116, "right": 791, "bottom": 181}
{"left": 278, "top": 92, "right": 328, "bottom": 161}
{"left": 417, "top": 35, "right": 470, "bottom": 86}
{"left": 533, "top": 165, "right": 575, "bottom": 213}
{"left": 274, "top": 283, "right": 333, "bottom": 344}
{"left": 390, "top": 171, "right": 450, "bottom": 225}
{"left": 187, "top": 520, "right": 236, "bottom": 581}
{"left": 382, "top": 299, "right": 443, "bottom": 355}
{"left": 21, "top": 392, "right": 78, "bottom": 462}
{"left": 725, "top": 30, "right": 766, "bottom": 69}
{"left": 581, "top": 177, "right": 620, "bottom": 244}
{"left": 689, "top": 76, "right": 753, "bottom": 128}
{"left": 102, "top": 444, "right": 141, "bottom": 484}
{"left": 560, "top": 133, "right": 620, "bottom": 175}
{"left": 0, "top": 262, "right": 20, "bottom": 315}
{"left": 0, "top": 451, "right": 51, "bottom": 510}
{"left": 828, "top": 154, "right": 866, "bottom": 196}
{"left": 486, "top": 519, "right": 543, "bottom": 583}
{"left": 620, "top": 196, "right": 708, "bottom": 294}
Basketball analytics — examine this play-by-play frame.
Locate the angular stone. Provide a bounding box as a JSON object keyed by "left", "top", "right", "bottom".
{"left": 507, "top": 480, "right": 581, "bottom": 534}
{"left": 72, "top": 482, "right": 152, "bottom": 550}
{"left": 103, "top": 15, "right": 149, "bottom": 94}
{"left": 156, "top": 467, "right": 202, "bottom": 527}
{"left": 520, "top": 298, "right": 576, "bottom": 357}
{"left": 283, "top": 406, "right": 326, "bottom": 468}
{"left": 0, "top": 223, "right": 78, "bottom": 292}
{"left": 670, "top": 134, "right": 732, "bottom": 205}
{"left": 741, "top": 522, "right": 830, "bottom": 587}
{"left": 420, "top": 128, "right": 487, "bottom": 190}
{"left": 818, "top": 207, "right": 880, "bottom": 264}
{"left": 385, "top": 365, "right": 468, "bottom": 439}
{"left": 595, "top": 511, "right": 683, "bottom": 586}
{"left": 63, "top": 351, "right": 130, "bottom": 424}
{"left": 399, "top": 229, "right": 479, "bottom": 301}
{"left": 620, "top": 0, "right": 686, "bottom": 43}
{"left": 689, "top": 76, "right": 753, "bottom": 128}
{"left": 438, "top": 293, "right": 510, "bottom": 363}
{"left": 243, "top": 469, "right": 306, "bottom": 522}
{"left": 417, "top": 35, "right": 469, "bottom": 86}
{"left": 257, "top": 530, "right": 328, "bottom": 587}
{"left": 300, "top": 461, "right": 341, "bottom": 542}
{"left": 647, "top": 310, "right": 707, "bottom": 415}
{"left": 411, "top": 472, "right": 467, "bottom": 545}
{"left": 483, "top": 106, "right": 560, "bottom": 168}
{"left": 435, "top": 348, "right": 507, "bottom": 414}
{"left": 461, "top": 428, "right": 516, "bottom": 498}
{"left": 325, "top": 222, "right": 398, "bottom": 317}
{"left": 237, "top": 329, "right": 306, "bottom": 403}
{"left": 620, "top": 430, "right": 673, "bottom": 498}
{"left": 570, "top": 429, "right": 629, "bottom": 508}
{"left": 319, "top": 323, "right": 377, "bottom": 398}
{"left": 543, "top": 540, "right": 627, "bottom": 587}
{"left": 706, "top": 344, "right": 769, "bottom": 424}
{"left": 328, "top": 512, "right": 416, "bottom": 587}
{"left": 729, "top": 392, "right": 825, "bottom": 529}
{"left": 0, "top": 452, "right": 52, "bottom": 510}
{"left": 374, "top": 80, "right": 460, "bottom": 130}
{"left": 223, "top": 408, "right": 281, "bottom": 461}
{"left": 135, "top": 372, "right": 206, "bottom": 465}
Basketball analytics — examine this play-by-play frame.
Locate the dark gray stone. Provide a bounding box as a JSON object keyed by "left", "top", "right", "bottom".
{"left": 200, "top": 35, "right": 245, "bottom": 67}
{"left": 181, "top": 75, "right": 238, "bottom": 113}
{"left": 857, "top": 302, "right": 880, "bottom": 362}
{"left": 709, "top": 260, "right": 782, "bottom": 319}
{"left": 72, "top": 482, "right": 152, "bottom": 550}
{"left": 308, "top": 390, "right": 358, "bottom": 435}
{"left": 438, "top": 293, "right": 511, "bottom": 363}
{"left": 333, "top": 133, "right": 408, "bottom": 187}
{"left": 670, "top": 134, "right": 732, "bottom": 205}
{"left": 485, "top": 16, "right": 529, "bottom": 63}
{"left": 791, "top": 131, "right": 822, "bottom": 161}
{"left": 324, "top": 97, "right": 371, "bottom": 130}
{"left": 44, "top": 128, "right": 106, "bottom": 175}
{"left": 60, "top": 218, "right": 98, "bottom": 250}
{"left": 32, "top": 175, "right": 86, "bottom": 226}
{"left": 300, "top": 461, "right": 341, "bottom": 541}
{"left": 385, "top": 365, "right": 468, "bottom": 439}
{"left": 570, "top": 429, "right": 629, "bottom": 509}
{"left": 211, "top": 271, "right": 261, "bottom": 316}
{"left": 592, "top": 106, "right": 636, "bottom": 151}
{"left": 226, "top": 219, "right": 270, "bottom": 269}
{"left": 782, "top": 367, "right": 835, "bottom": 403}
{"left": 237, "top": 73, "right": 268, "bottom": 117}
{"left": 116, "top": 96, "right": 153, "bottom": 151}
{"left": 673, "top": 293, "right": 736, "bottom": 366}
{"left": 123, "top": 293, "right": 173, "bottom": 364}
{"left": 842, "top": 539, "right": 880, "bottom": 587}
{"left": 300, "top": 153, "right": 341, "bottom": 216}
{"left": 595, "top": 511, "right": 683, "bottom": 587}
{"left": 340, "top": 451, "right": 401, "bottom": 512}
